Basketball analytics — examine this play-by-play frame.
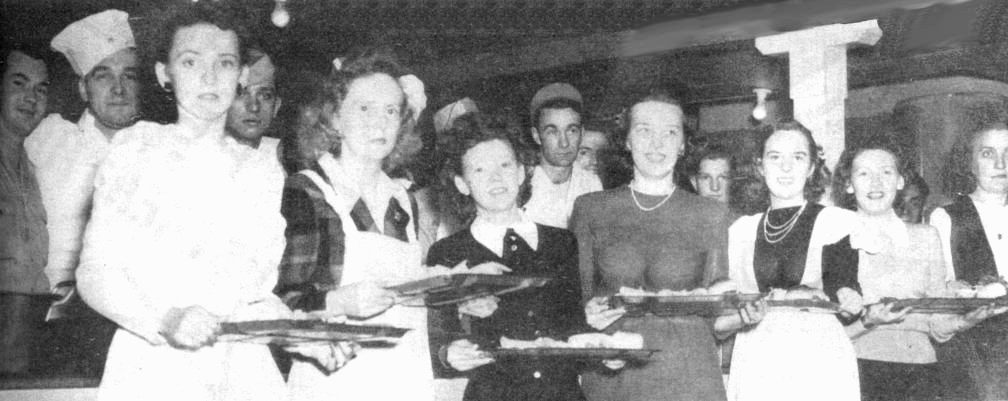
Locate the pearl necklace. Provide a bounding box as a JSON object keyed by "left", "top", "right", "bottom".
{"left": 762, "top": 202, "right": 807, "bottom": 244}
{"left": 630, "top": 181, "right": 676, "bottom": 212}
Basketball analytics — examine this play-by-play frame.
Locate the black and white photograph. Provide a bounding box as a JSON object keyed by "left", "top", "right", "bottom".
{"left": 1, "top": 0, "right": 1007, "bottom": 400}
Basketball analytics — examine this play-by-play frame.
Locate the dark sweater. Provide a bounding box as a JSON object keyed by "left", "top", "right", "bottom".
{"left": 426, "top": 224, "right": 587, "bottom": 401}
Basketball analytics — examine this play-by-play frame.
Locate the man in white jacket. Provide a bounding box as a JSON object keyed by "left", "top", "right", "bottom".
{"left": 26, "top": 10, "right": 149, "bottom": 301}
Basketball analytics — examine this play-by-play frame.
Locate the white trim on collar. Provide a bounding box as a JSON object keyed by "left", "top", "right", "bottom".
{"left": 470, "top": 211, "right": 539, "bottom": 258}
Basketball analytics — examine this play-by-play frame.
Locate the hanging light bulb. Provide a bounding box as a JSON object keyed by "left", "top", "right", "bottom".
{"left": 271, "top": 0, "right": 290, "bottom": 28}
{"left": 752, "top": 88, "right": 771, "bottom": 121}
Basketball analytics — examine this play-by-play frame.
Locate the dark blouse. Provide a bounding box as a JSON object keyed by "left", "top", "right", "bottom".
{"left": 572, "top": 187, "right": 731, "bottom": 299}
{"left": 570, "top": 186, "right": 731, "bottom": 401}
{"left": 426, "top": 224, "right": 587, "bottom": 401}
{"left": 753, "top": 203, "right": 825, "bottom": 292}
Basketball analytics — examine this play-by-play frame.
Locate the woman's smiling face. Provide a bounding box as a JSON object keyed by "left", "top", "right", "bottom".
{"left": 455, "top": 139, "right": 524, "bottom": 215}
{"left": 626, "top": 100, "right": 684, "bottom": 181}
{"left": 849, "top": 149, "right": 904, "bottom": 216}
{"left": 760, "top": 129, "right": 814, "bottom": 204}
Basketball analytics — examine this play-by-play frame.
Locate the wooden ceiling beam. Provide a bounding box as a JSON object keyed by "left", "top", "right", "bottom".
{"left": 415, "top": 0, "right": 980, "bottom": 84}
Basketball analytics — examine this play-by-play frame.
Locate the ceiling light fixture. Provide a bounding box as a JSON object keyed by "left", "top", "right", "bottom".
{"left": 271, "top": 0, "right": 290, "bottom": 28}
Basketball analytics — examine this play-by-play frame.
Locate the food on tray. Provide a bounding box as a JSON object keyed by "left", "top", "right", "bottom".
{"left": 500, "top": 336, "right": 571, "bottom": 349}
{"left": 500, "top": 331, "right": 644, "bottom": 350}
{"left": 945, "top": 280, "right": 1008, "bottom": 299}
{"left": 566, "top": 332, "right": 644, "bottom": 349}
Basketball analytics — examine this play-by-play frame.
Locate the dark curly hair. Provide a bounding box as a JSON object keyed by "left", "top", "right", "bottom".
{"left": 1, "top": 42, "right": 55, "bottom": 80}
{"left": 152, "top": 2, "right": 250, "bottom": 65}
{"left": 435, "top": 112, "right": 533, "bottom": 227}
{"left": 943, "top": 108, "right": 1008, "bottom": 196}
{"left": 831, "top": 133, "right": 913, "bottom": 211}
{"left": 734, "top": 120, "right": 830, "bottom": 214}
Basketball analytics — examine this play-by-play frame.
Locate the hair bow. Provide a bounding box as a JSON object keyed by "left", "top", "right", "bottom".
{"left": 398, "top": 74, "right": 427, "bottom": 121}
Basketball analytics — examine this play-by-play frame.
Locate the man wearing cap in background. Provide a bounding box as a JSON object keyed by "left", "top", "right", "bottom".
{"left": 0, "top": 43, "right": 51, "bottom": 375}
{"left": 523, "top": 83, "right": 601, "bottom": 229}
{"left": 23, "top": 9, "right": 151, "bottom": 376}
{"left": 26, "top": 9, "right": 149, "bottom": 305}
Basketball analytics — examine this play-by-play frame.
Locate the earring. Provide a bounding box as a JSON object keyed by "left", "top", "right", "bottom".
{"left": 161, "top": 82, "right": 173, "bottom": 93}
{"left": 846, "top": 186, "right": 854, "bottom": 194}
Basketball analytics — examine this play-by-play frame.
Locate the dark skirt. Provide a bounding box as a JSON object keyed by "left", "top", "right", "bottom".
{"left": 464, "top": 361, "right": 584, "bottom": 401}
{"left": 857, "top": 359, "right": 940, "bottom": 401}
{"left": 934, "top": 314, "right": 1008, "bottom": 401}
{"left": 581, "top": 315, "right": 726, "bottom": 401}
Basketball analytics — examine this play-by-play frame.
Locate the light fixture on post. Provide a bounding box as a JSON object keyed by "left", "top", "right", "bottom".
{"left": 271, "top": 0, "right": 290, "bottom": 28}
{"left": 752, "top": 88, "right": 771, "bottom": 121}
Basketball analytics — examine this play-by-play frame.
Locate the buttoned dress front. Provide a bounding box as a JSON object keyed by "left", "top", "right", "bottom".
{"left": 76, "top": 123, "right": 290, "bottom": 401}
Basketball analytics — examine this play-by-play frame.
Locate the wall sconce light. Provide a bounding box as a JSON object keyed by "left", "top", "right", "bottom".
{"left": 271, "top": 0, "right": 291, "bottom": 28}
{"left": 752, "top": 88, "right": 771, "bottom": 121}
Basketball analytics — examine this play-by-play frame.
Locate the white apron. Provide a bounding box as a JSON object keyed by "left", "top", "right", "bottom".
{"left": 288, "top": 171, "right": 434, "bottom": 401}
{"left": 726, "top": 210, "right": 859, "bottom": 401}
{"left": 99, "top": 332, "right": 289, "bottom": 401}
{"left": 91, "top": 131, "right": 290, "bottom": 401}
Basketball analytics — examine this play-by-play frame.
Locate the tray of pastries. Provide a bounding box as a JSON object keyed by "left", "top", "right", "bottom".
{"left": 486, "top": 333, "right": 657, "bottom": 360}
{"left": 613, "top": 287, "right": 843, "bottom": 317}
{"left": 879, "top": 281, "right": 1008, "bottom": 314}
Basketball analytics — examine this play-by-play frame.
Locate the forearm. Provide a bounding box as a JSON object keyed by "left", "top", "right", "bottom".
{"left": 43, "top": 213, "right": 88, "bottom": 288}
{"left": 77, "top": 256, "right": 168, "bottom": 345}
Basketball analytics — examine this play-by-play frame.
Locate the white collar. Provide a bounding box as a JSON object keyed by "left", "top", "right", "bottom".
{"left": 970, "top": 194, "right": 1008, "bottom": 209}
{"left": 470, "top": 210, "right": 539, "bottom": 257}
{"left": 317, "top": 153, "right": 408, "bottom": 211}
{"left": 532, "top": 164, "right": 573, "bottom": 186}
{"left": 77, "top": 111, "right": 110, "bottom": 144}
{"left": 850, "top": 210, "right": 909, "bottom": 254}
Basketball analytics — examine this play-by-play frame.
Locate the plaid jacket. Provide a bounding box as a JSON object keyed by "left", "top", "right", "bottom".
{"left": 274, "top": 170, "right": 417, "bottom": 311}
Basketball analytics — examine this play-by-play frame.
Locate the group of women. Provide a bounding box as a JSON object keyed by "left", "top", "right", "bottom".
{"left": 70, "top": 2, "right": 1008, "bottom": 401}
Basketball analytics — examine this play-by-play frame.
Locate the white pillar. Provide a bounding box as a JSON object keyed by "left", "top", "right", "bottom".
{"left": 755, "top": 20, "right": 883, "bottom": 173}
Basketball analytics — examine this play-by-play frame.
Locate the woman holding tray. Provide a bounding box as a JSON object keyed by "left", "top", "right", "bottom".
{"left": 825, "top": 136, "right": 1002, "bottom": 401}
{"left": 273, "top": 47, "right": 441, "bottom": 401}
{"left": 426, "top": 113, "right": 592, "bottom": 401}
{"left": 929, "top": 119, "right": 1008, "bottom": 400}
{"left": 724, "top": 121, "right": 860, "bottom": 401}
{"left": 570, "top": 91, "right": 737, "bottom": 401}
{"left": 76, "top": 3, "right": 336, "bottom": 400}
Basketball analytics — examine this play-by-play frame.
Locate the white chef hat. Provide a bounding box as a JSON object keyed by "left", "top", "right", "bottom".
{"left": 246, "top": 50, "right": 276, "bottom": 88}
{"left": 433, "top": 98, "right": 478, "bottom": 134}
{"left": 51, "top": 10, "right": 135, "bottom": 77}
